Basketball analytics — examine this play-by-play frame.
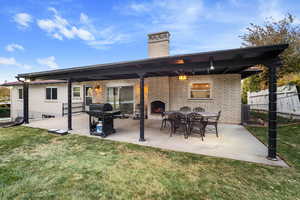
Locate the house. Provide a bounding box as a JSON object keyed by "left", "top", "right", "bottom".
{"left": 4, "top": 31, "right": 251, "bottom": 123}
{"left": 2, "top": 31, "right": 288, "bottom": 161}
{"left": 3, "top": 79, "right": 87, "bottom": 119}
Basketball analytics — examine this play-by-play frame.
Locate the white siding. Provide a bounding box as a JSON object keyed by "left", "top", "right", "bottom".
{"left": 10, "top": 83, "right": 84, "bottom": 120}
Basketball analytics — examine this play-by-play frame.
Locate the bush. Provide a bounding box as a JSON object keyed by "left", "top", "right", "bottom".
{"left": 0, "top": 107, "right": 10, "bottom": 118}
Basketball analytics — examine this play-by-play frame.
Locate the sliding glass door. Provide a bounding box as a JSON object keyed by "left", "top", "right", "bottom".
{"left": 106, "top": 86, "right": 134, "bottom": 114}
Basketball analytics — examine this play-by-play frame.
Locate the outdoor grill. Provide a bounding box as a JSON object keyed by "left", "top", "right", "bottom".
{"left": 87, "top": 103, "right": 122, "bottom": 137}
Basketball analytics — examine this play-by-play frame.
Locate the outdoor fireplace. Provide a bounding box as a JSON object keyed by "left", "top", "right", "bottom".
{"left": 151, "top": 101, "right": 165, "bottom": 114}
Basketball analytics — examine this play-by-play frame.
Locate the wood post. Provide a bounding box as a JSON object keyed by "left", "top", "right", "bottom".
{"left": 267, "top": 60, "right": 280, "bottom": 160}
{"left": 139, "top": 74, "right": 146, "bottom": 141}
{"left": 68, "top": 79, "right": 72, "bottom": 130}
{"left": 23, "top": 82, "right": 29, "bottom": 124}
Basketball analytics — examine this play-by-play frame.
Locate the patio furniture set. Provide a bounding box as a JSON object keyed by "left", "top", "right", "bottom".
{"left": 161, "top": 106, "right": 221, "bottom": 141}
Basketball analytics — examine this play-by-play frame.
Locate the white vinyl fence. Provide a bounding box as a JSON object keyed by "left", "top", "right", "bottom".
{"left": 248, "top": 84, "right": 300, "bottom": 117}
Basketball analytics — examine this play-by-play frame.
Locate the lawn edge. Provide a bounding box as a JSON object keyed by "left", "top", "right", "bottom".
{"left": 244, "top": 125, "right": 292, "bottom": 168}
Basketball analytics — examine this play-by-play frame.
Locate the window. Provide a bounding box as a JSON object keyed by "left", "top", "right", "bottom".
{"left": 46, "top": 88, "right": 58, "bottom": 100}
{"left": 189, "top": 83, "right": 211, "bottom": 99}
{"left": 85, "top": 86, "right": 93, "bottom": 97}
{"left": 73, "top": 86, "right": 81, "bottom": 98}
{"left": 18, "top": 88, "right": 23, "bottom": 99}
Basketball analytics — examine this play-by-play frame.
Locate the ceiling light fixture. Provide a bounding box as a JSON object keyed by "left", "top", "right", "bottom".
{"left": 175, "top": 59, "right": 185, "bottom": 64}
{"left": 209, "top": 56, "right": 215, "bottom": 70}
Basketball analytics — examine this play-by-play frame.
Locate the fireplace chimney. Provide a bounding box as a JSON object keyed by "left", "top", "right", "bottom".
{"left": 148, "top": 31, "right": 170, "bottom": 58}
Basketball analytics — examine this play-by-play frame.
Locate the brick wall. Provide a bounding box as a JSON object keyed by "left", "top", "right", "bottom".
{"left": 85, "top": 73, "right": 241, "bottom": 124}
{"left": 169, "top": 74, "right": 241, "bottom": 124}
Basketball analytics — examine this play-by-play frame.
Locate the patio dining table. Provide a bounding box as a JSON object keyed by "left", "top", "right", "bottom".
{"left": 163, "top": 111, "right": 218, "bottom": 119}
{"left": 162, "top": 111, "right": 219, "bottom": 136}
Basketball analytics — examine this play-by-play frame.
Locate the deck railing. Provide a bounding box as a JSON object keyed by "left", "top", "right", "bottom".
{"left": 62, "top": 102, "right": 85, "bottom": 116}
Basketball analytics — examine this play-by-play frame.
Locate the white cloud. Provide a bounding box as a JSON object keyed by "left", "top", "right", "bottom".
{"left": 37, "top": 8, "right": 95, "bottom": 41}
{"left": 37, "top": 56, "right": 59, "bottom": 69}
{"left": 80, "top": 13, "right": 89, "bottom": 24}
{"left": 53, "top": 33, "right": 63, "bottom": 40}
{"left": 0, "top": 57, "right": 17, "bottom": 65}
{"left": 258, "top": 0, "right": 285, "bottom": 21}
{"left": 36, "top": 8, "right": 127, "bottom": 49}
{"left": 86, "top": 26, "right": 128, "bottom": 49}
{"left": 294, "top": 17, "right": 300, "bottom": 25}
{"left": 5, "top": 44, "right": 24, "bottom": 52}
{"left": 119, "top": 0, "right": 287, "bottom": 54}
{"left": 128, "top": 3, "right": 150, "bottom": 13}
{"left": 0, "top": 57, "right": 32, "bottom": 69}
{"left": 72, "top": 27, "right": 95, "bottom": 41}
{"left": 120, "top": 0, "right": 206, "bottom": 53}
{"left": 13, "top": 13, "right": 32, "bottom": 28}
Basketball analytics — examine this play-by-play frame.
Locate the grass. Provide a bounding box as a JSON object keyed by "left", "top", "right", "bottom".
{"left": 249, "top": 110, "right": 300, "bottom": 125}
{"left": 246, "top": 124, "right": 300, "bottom": 169}
{"left": 0, "top": 126, "right": 300, "bottom": 200}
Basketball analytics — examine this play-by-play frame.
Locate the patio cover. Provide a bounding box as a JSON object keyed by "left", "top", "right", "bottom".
{"left": 17, "top": 44, "right": 287, "bottom": 81}
{"left": 16, "top": 43, "right": 288, "bottom": 161}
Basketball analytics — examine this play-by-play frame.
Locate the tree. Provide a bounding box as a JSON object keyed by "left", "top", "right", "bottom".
{"left": 240, "top": 14, "right": 300, "bottom": 103}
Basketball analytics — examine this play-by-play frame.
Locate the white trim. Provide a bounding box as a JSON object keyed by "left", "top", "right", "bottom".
{"left": 17, "top": 88, "right": 23, "bottom": 100}
{"left": 84, "top": 85, "right": 93, "bottom": 97}
{"left": 45, "top": 86, "right": 58, "bottom": 100}
{"left": 105, "top": 82, "right": 134, "bottom": 87}
{"left": 72, "top": 85, "right": 81, "bottom": 98}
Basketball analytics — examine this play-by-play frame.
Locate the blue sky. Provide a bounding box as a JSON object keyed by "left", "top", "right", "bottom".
{"left": 0, "top": 0, "right": 299, "bottom": 83}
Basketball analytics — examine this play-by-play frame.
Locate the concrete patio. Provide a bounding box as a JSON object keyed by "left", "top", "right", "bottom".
{"left": 25, "top": 113, "right": 288, "bottom": 167}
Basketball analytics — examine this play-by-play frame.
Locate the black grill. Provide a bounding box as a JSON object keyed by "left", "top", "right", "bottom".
{"left": 87, "top": 103, "right": 122, "bottom": 137}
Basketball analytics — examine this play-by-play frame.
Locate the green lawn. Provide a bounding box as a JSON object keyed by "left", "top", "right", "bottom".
{"left": 249, "top": 110, "right": 300, "bottom": 125}
{"left": 0, "top": 126, "right": 299, "bottom": 200}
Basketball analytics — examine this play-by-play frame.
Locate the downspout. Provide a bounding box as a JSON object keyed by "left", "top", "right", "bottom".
{"left": 14, "top": 77, "right": 27, "bottom": 125}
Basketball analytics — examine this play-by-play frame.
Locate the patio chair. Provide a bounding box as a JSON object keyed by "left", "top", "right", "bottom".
{"left": 187, "top": 112, "right": 206, "bottom": 141}
{"left": 160, "top": 112, "right": 172, "bottom": 130}
{"left": 133, "top": 104, "right": 147, "bottom": 119}
{"left": 179, "top": 106, "right": 191, "bottom": 112}
{"left": 206, "top": 111, "right": 221, "bottom": 137}
{"left": 193, "top": 107, "right": 205, "bottom": 112}
{"left": 168, "top": 112, "right": 189, "bottom": 138}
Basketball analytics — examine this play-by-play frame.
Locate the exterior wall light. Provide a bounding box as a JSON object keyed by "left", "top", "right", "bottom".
{"left": 94, "top": 85, "right": 102, "bottom": 94}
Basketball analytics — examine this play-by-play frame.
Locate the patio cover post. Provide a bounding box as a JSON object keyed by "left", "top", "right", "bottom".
{"left": 139, "top": 73, "right": 146, "bottom": 142}
{"left": 267, "top": 59, "right": 281, "bottom": 160}
{"left": 23, "top": 82, "right": 29, "bottom": 124}
{"left": 68, "top": 78, "right": 72, "bottom": 130}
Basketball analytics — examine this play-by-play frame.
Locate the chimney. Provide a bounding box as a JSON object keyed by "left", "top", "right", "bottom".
{"left": 148, "top": 31, "right": 170, "bottom": 58}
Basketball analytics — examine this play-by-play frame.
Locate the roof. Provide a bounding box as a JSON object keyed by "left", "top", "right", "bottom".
{"left": 1, "top": 80, "right": 67, "bottom": 86}
{"left": 17, "top": 44, "right": 288, "bottom": 81}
